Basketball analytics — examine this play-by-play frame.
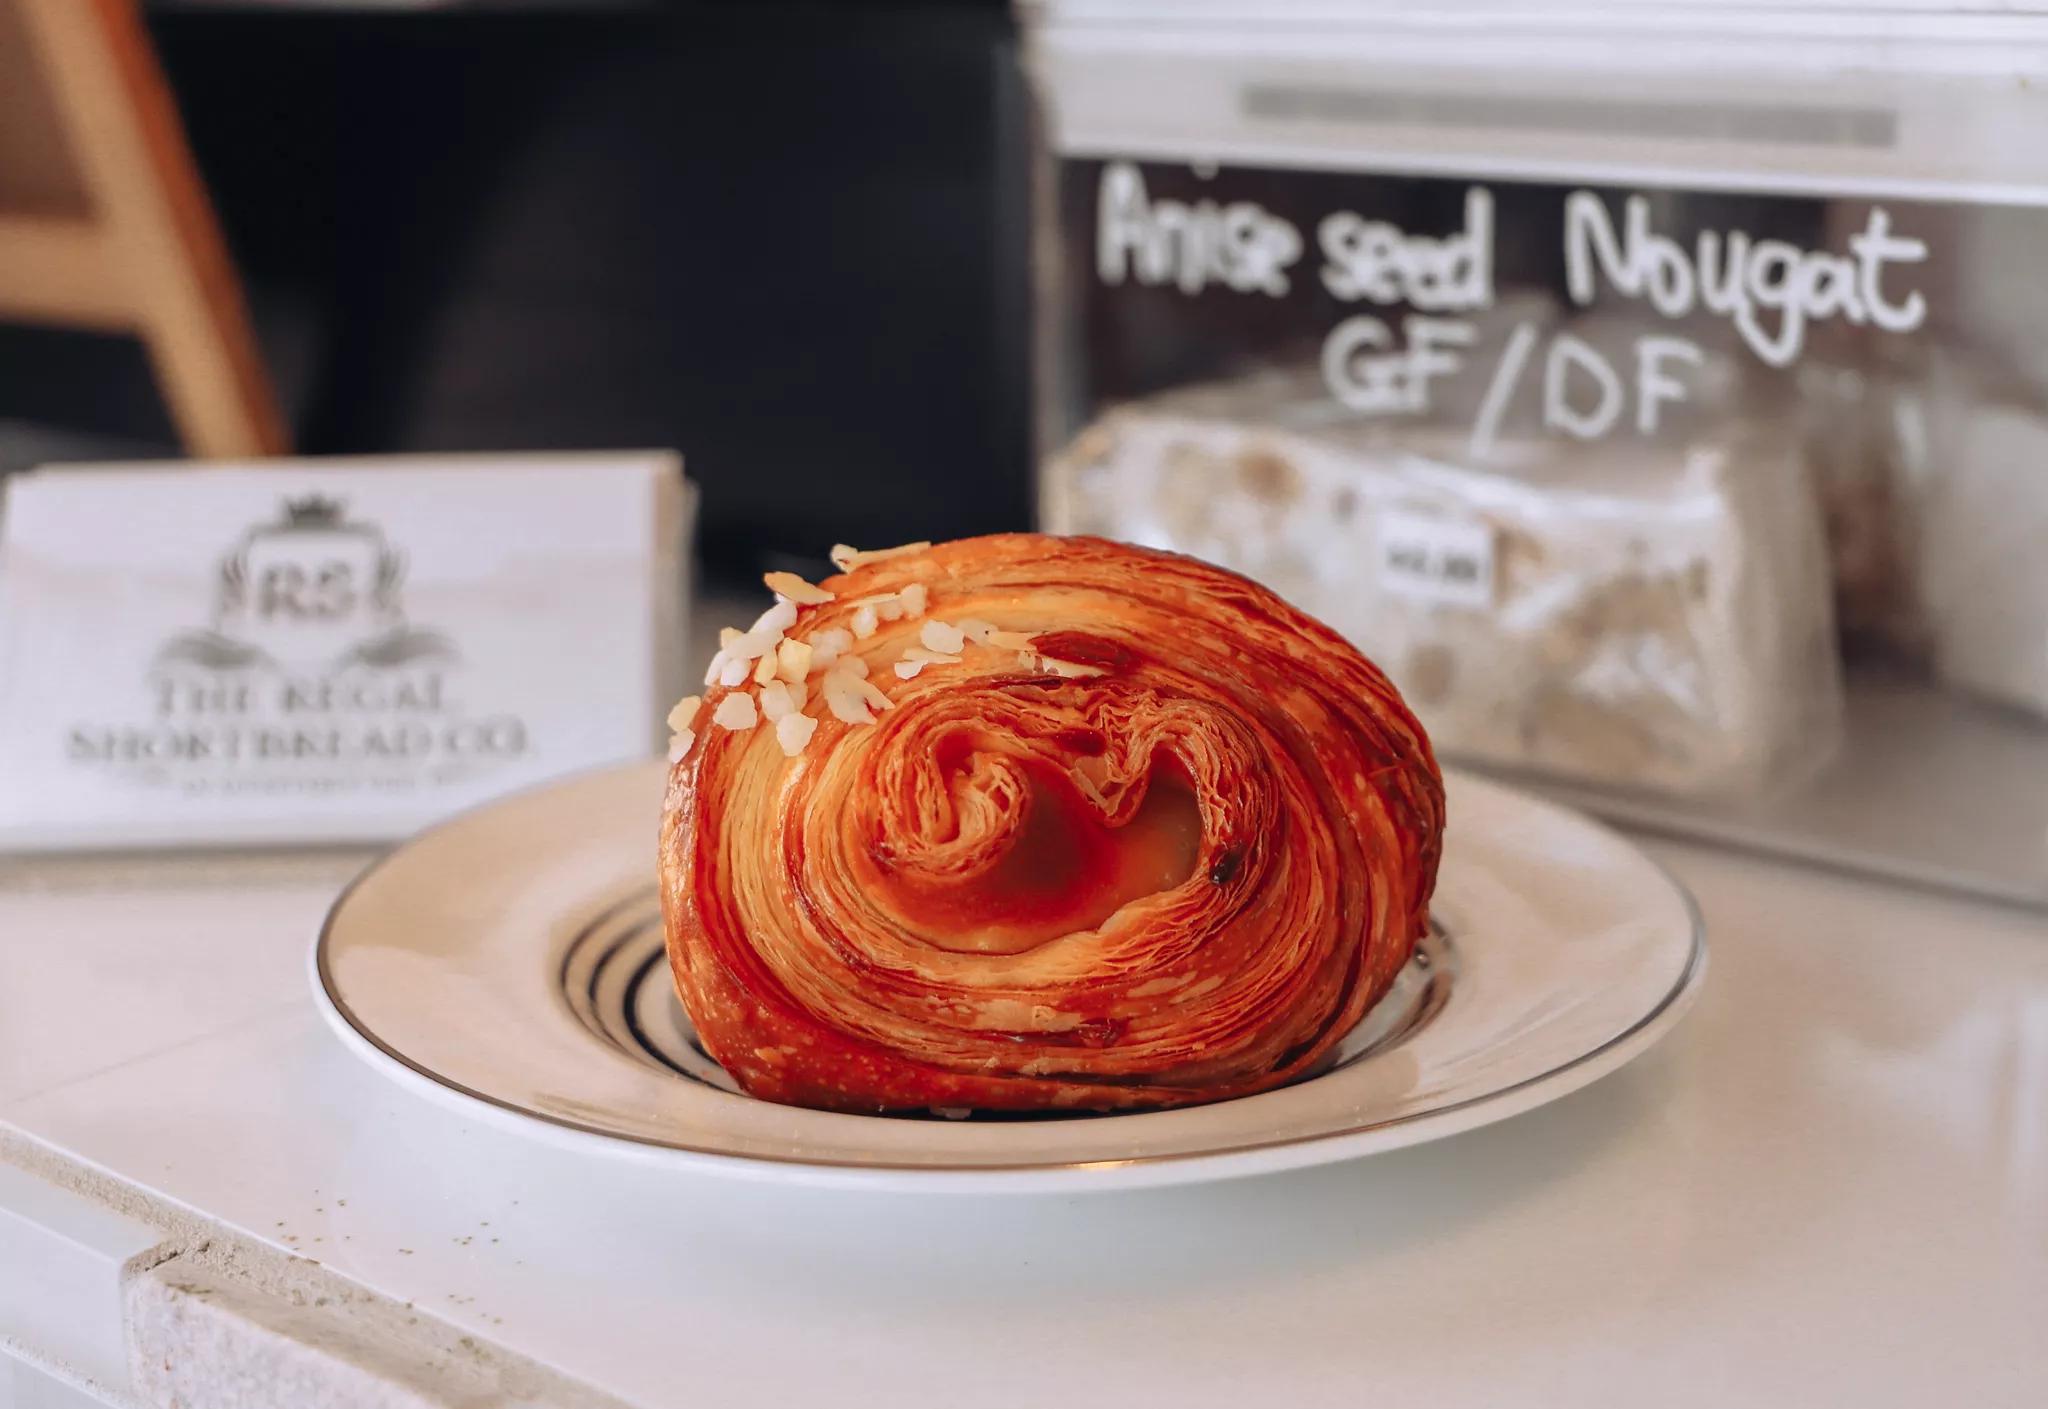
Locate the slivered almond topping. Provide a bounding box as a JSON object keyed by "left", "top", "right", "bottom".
{"left": 829, "top": 540, "right": 932, "bottom": 572}
{"left": 919, "top": 619, "right": 965, "bottom": 654}
{"left": 750, "top": 598, "right": 798, "bottom": 637}
{"left": 776, "top": 637, "right": 812, "bottom": 683}
{"left": 848, "top": 674, "right": 892, "bottom": 714}
{"left": 692, "top": 540, "right": 980, "bottom": 758}
{"left": 822, "top": 671, "right": 875, "bottom": 725}
{"left": 807, "top": 628, "right": 852, "bottom": 668}
{"left": 758, "top": 680, "right": 798, "bottom": 721}
{"left": 712, "top": 693, "right": 758, "bottom": 731}
{"left": 763, "top": 571, "right": 833, "bottom": 605}
{"left": 726, "top": 600, "right": 795, "bottom": 663}
{"left": 893, "top": 644, "right": 962, "bottom": 681}
{"left": 775, "top": 712, "right": 818, "bottom": 756}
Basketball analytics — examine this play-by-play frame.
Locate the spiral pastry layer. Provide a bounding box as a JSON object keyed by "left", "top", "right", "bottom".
{"left": 659, "top": 533, "right": 1443, "bottom": 1113}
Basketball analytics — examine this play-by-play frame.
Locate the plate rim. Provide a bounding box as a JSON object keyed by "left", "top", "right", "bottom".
{"left": 310, "top": 763, "right": 1707, "bottom": 1191}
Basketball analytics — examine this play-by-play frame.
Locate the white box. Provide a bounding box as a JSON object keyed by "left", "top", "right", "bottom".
{"left": 0, "top": 453, "right": 692, "bottom": 851}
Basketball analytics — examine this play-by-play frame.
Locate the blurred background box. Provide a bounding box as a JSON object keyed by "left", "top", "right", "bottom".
{"left": 0, "top": 452, "right": 690, "bottom": 852}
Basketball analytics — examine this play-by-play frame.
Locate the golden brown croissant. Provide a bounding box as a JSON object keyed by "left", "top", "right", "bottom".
{"left": 659, "top": 534, "right": 1443, "bottom": 1114}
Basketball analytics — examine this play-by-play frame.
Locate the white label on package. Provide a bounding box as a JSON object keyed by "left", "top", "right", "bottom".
{"left": 0, "top": 452, "right": 692, "bottom": 853}
{"left": 1375, "top": 509, "right": 1496, "bottom": 610}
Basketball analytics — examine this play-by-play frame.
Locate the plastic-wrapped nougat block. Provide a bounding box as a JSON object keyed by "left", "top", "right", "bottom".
{"left": 1047, "top": 402, "right": 1842, "bottom": 796}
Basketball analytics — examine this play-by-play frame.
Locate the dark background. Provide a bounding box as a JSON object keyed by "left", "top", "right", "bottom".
{"left": 0, "top": 0, "right": 1033, "bottom": 584}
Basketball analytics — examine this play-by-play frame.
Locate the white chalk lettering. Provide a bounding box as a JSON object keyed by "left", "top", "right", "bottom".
{"left": 1321, "top": 315, "right": 1475, "bottom": 415}
{"left": 1564, "top": 192, "right": 1929, "bottom": 367}
{"left": 1318, "top": 187, "right": 1494, "bottom": 311}
{"left": 1635, "top": 337, "right": 1703, "bottom": 434}
{"left": 1544, "top": 334, "right": 1624, "bottom": 439}
{"left": 1849, "top": 208, "right": 1929, "bottom": 333}
{"left": 1096, "top": 161, "right": 1301, "bottom": 298}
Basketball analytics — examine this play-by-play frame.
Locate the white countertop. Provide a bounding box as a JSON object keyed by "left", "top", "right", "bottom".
{"left": 2, "top": 835, "right": 2045, "bottom": 1408}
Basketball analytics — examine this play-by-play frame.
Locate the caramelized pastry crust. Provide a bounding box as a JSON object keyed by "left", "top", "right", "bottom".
{"left": 659, "top": 534, "right": 1443, "bottom": 1113}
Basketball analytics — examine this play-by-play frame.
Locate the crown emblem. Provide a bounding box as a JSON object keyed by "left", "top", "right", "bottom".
{"left": 281, "top": 494, "right": 346, "bottom": 528}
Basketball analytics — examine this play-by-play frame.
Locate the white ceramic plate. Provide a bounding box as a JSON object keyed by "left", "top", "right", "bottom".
{"left": 312, "top": 761, "right": 1705, "bottom": 1192}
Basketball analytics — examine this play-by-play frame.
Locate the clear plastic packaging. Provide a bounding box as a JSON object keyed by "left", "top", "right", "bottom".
{"left": 1048, "top": 374, "right": 1841, "bottom": 794}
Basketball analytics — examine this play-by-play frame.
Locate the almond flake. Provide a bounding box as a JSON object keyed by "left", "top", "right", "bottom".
{"left": 849, "top": 675, "right": 893, "bottom": 713}
{"left": 956, "top": 618, "right": 997, "bottom": 644}
{"left": 751, "top": 650, "right": 779, "bottom": 686}
{"left": 728, "top": 600, "right": 795, "bottom": 663}
{"left": 830, "top": 540, "right": 932, "bottom": 572}
{"left": 759, "top": 680, "right": 797, "bottom": 721}
{"left": 752, "top": 599, "right": 800, "bottom": 636}
{"left": 853, "top": 589, "right": 927, "bottom": 623}
{"left": 763, "top": 571, "right": 833, "bottom": 605}
{"left": 712, "top": 693, "right": 758, "bottom": 731}
{"left": 823, "top": 672, "right": 874, "bottom": 725}
{"left": 1040, "top": 657, "right": 1106, "bottom": 679}
{"left": 728, "top": 629, "right": 777, "bottom": 664}
{"left": 667, "top": 729, "right": 695, "bottom": 762}
{"left": 851, "top": 604, "right": 879, "bottom": 639}
{"left": 834, "top": 654, "right": 870, "bottom": 679}
{"left": 775, "top": 712, "right": 819, "bottom": 756}
{"left": 892, "top": 647, "right": 961, "bottom": 680}
{"left": 919, "top": 619, "right": 965, "bottom": 654}
{"left": 807, "top": 628, "right": 853, "bottom": 668}
{"left": 717, "top": 654, "right": 752, "bottom": 688}
{"left": 703, "top": 651, "right": 730, "bottom": 687}
{"left": 666, "top": 695, "right": 703, "bottom": 732}
{"left": 719, "top": 627, "right": 742, "bottom": 650}
{"left": 776, "top": 638, "right": 813, "bottom": 683}
{"left": 987, "top": 629, "right": 1036, "bottom": 651}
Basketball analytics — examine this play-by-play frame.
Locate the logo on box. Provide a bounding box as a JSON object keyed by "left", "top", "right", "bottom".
{"left": 156, "top": 496, "right": 457, "bottom": 675}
